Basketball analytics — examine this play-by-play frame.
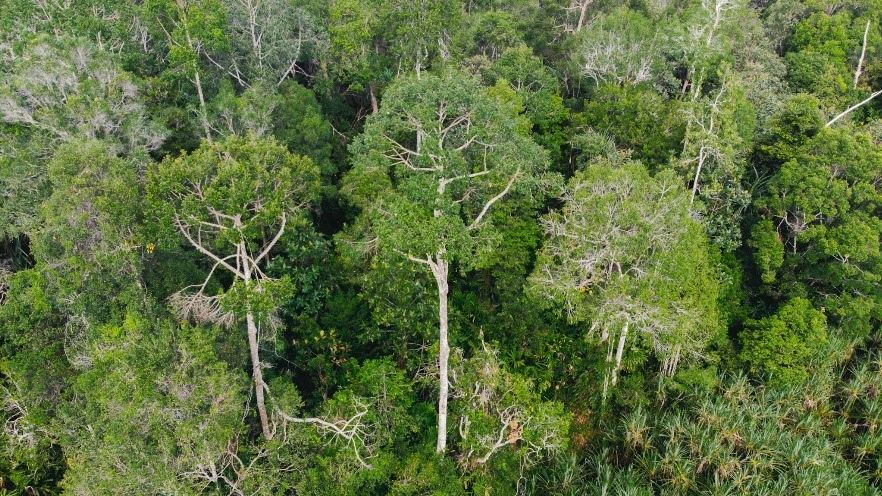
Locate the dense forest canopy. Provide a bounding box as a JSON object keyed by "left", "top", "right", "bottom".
{"left": 1, "top": 0, "right": 882, "bottom": 494}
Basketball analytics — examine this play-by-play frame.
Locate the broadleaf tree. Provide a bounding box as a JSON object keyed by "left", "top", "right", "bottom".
{"left": 528, "top": 159, "right": 720, "bottom": 400}
{"left": 341, "top": 70, "right": 559, "bottom": 453}
{"left": 147, "top": 134, "right": 320, "bottom": 439}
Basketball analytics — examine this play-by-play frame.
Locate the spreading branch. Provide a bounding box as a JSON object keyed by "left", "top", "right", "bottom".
{"left": 254, "top": 212, "right": 286, "bottom": 264}
{"left": 175, "top": 215, "right": 246, "bottom": 279}
{"left": 273, "top": 401, "right": 375, "bottom": 469}
{"left": 468, "top": 169, "right": 521, "bottom": 230}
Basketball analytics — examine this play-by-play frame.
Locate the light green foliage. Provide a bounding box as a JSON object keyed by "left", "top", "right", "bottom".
{"left": 272, "top": 81, "right": 338, "bottom": 192}
{"left": 785, "top": 9, "right": 881, "bottom": 109}
{"left": 676, "top": 71, "right": 756, "bottom": 250}
{"left": 149, "top": 134, "right": 319, "bottom": 249}
{"left": 388, "top": 452, "right": 466, "bottom": 495}
{"left": 0, "top": 37, "right": 164, "bottom": 237}
{"left": 146, "top": 0, "right": 228, "bottom": 71}
{"left": 0, "top": 141, "right": 151, "bottom": 489}
{"left": 457, "top": 10, "right": 522, "bottom": 60}
{"left": 449, "top": 345, "right": 569, "bottom": 471}
{"left": 605, "top": 376, "right": 876, "bottom": 495}
{"left": 279, "top": 359, "right": 420, "bottom": 495}
{"left": 749, "top": 220, "right": 785, "bottom": 284}
{"left": 207, "top": 81, "right": 338, "bottom": 193}
{"left": 571, "top": 8, "right": 662, "bottom": 87}
{"left": 0, "top": 269, "right": 68, "bottom": 493}
{"left": 60, "top": 318, "right": 248, "bottom": 495}
{"left": 758, "top": 93, "right": 824, "bottom": 165}
{"left": 209, "top": 81, "right": 280, "bottom": 138}
{"left": 144, "top": 0, "right": 228, "bottom": 139}
{"left": 219, "top": 0, "right": 327, "bottom": 86}
{"left": 34, "top": 141, "right": 144, "bottom": 315}
{"left": 674, "top": 0, "right": 785, "bottom": 107}
{"left": 148, "top": 134, "right": 320, "bottom": 322}
{"left": 328, "top": 0, "right": 463, "bottom": 99}
{"left": 342, "top": 70, "right": 556, "bottom": 270}
{"left": 740, "top": 297, "right": 828, "bottom": 386}
{"left": 0, "top": 0, "right": 153, "bottom": 70}
{"left": 326, "top": 0, "right": 390, "bottom": 101}
{"left": 529, "top": 160, "right": 720, "bottom": 390}
{"left": 833, "top": 344, "right": 882, "bottom": 483}
{"left": 483, "top": 46, "right": 570, "bottom": 162}
{"left": 581, "top": 83, "right": 684, "bottom": 166}
{"left": 385, "top": 0, "right": 463, "bottom": 74}
{"left": 5, "top": 1, "right": 882, "bottom": 493}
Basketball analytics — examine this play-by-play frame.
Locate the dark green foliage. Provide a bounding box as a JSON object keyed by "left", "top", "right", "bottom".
{"left": 581, "top": 84, "right": 684, "bottom": 166}
{"left": 756, "top": 126, "right": 882, "bottom": 339}
{"left": 739, "top": 297, "right": 828, "bottom": 386}
{"left": 483, "top": 46, "right": 571, "bottom": 164}
{"left": 5, "top": 1, "right": 882, "bottom": 493}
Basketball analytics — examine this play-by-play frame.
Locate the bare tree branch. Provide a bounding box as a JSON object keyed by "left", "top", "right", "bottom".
{"left": 175, "top": 215, "right": 246, "bottom": 279}
{"left": 254, "top": 212, "right": 286, "bottom": 264}
{"left": 826, "top": 89, "right": 882, "bottom": 127}
{"left": 468, "top": 169, "right": 520, "bottom": 230}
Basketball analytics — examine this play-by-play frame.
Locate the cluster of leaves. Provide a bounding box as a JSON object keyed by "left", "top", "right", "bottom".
{"left": 3, "top": 0, "right": 882, "bottom": 494}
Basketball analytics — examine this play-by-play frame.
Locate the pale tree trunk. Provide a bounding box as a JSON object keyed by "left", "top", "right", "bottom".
{"left": 432, "top": 179, "right": 450, "bottom": 453}
{"left": 602, "top": 323, "right": 628, "bottom": 400}
{"left": 826, "top": 89, "right": 882, "bottom": 127}
{"left": 182, "top": 23, "right": 212, "bottom": 142}
{"left": 241, "top": 242, "right": 271, "bottom": 439}
{"left": 247, "top": 311, "right": 272, "bottom": 439}
{"left": 854, "top": 20, "right": 870, "bottom": 89}
{"left": 432, "top": 254, "right": 450, "bottom": 453}
{"left": 602, "top": 334, "right": 613, "bottom": 401}
{"left": 611, "top": 323, "right": 628, "bottom": 386}
{"left": 193, "top": 68, "right": 212, "bottom": 141}
{"left": 368, "top": 82, "right": 379, "bottom": 114}
{"left": 690, "top": 146, "right": 706, "bottom": 206}
{"left": 576, "top": 0, "right": 591, "bottom": 32}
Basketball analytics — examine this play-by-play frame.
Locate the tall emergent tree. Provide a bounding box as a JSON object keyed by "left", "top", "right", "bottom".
{"left": 148, "top": 134, "right": 320, "bottom": 439}
{"left": 528, "top": 159, "right": 720, "bottom": 399}
{"left": 0, "top": 36, "right": 165, "bottom": 238}
{"left": 341, "top": 70, "right": 557, "bottom": 453}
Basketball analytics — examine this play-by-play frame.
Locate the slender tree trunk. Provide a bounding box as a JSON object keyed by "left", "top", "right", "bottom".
{"left": 690, "top": 146, "right": 706, "bottom": 207}
{"left": 240, "top": 241, "right": 271, "bottom": 439}
{"left": 576, "top": 0, "right": 591, "bottom": 32}
{"left": 369, "top": 82, "right": 379, "bottom": 114}
{"left": 193, "top": 68, "right": 212, "bottom": 141}
{"left": 181, "top": 21, "right": 212, "bottom": 142}
{"left": 247, "top": 311, "right": 272, "bottom": 439}
{"left": 854, "top": 20, "right": 871, "bottom": 89}
{"left": 611, "top": 323, "right": 628, "bottom": 386}
{"left": 826, "top": 89, "right": 882, "bottom": 127}
{"left": 432, "top": 254, "right": 450, "bottom": 453}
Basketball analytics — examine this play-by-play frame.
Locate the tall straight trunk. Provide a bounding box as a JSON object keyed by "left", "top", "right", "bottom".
{"left": 690, "top": 146, "right": 706, "bottom": 207}
{"left": 432, "top": 255, "right": 450, "bottom": 453}
{"left": 193, "top": 68, "right": 212, "bottom": 141}
{"left": 240, "top": 242, "right": 271, "bottom": 439}
{"left": 247, "top": 311, "right": 272, "bottom": 439}
{"left": 611, "top": 324, "right": 628, "bottom": 386}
